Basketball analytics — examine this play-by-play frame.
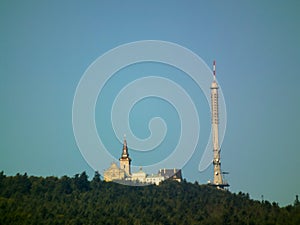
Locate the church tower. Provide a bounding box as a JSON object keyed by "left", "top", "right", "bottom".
{"left": 119, "top": 136, "right": 131, "bottom": 176}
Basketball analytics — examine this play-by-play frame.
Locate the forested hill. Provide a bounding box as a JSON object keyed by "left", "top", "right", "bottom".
{"left": 0, "top": 171, "right": 299, "bottom": 225}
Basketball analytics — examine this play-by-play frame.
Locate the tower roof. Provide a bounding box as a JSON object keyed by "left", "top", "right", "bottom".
{"left": 120, "top": 135, "right": 131, "bottom": 160}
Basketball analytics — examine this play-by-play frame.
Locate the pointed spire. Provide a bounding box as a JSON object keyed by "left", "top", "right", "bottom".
{"left": 121, "top": 134, "right": 129, "bottom": 158}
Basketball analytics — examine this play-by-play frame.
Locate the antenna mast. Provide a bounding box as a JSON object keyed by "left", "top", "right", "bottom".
{"left": 210, "top": 60, "right": 229, "bottom": 189}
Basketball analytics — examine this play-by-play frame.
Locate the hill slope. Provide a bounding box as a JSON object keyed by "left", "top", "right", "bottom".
{"left": 0, "top": 171, "right": 299, "bottom": 225}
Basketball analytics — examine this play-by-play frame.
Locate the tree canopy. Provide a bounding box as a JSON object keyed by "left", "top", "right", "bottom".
{"left": 0, "top": 171, "right": 299, "bottom": 225}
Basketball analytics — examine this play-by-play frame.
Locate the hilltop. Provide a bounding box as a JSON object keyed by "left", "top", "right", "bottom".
{"left": 0, "top": 171, "right": 299, "bottom": 225}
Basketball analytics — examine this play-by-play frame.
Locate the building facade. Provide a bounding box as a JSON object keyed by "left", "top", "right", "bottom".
{"left": 103, "top": 162, "right": 126, "bottom": 181}
{"left": 103, "top": 137, "right": 182, "bottom": 185}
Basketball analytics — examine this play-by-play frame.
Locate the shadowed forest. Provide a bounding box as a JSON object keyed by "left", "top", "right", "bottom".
{"left": 0, "top": 171, "right": 299, "bottom": 225}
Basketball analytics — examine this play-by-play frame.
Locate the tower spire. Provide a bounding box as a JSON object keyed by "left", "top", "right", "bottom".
{"left": 122, "top": 134, "right": 129, "bottom": 158}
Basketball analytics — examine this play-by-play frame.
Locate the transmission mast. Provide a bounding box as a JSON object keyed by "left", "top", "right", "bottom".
{"left": 210, "top": 60, "right": 229, "bottom": 189}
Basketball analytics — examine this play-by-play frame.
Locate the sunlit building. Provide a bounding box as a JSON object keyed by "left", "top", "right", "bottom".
{"left": 103, "top": 137, "right": 182, "bottom": 184}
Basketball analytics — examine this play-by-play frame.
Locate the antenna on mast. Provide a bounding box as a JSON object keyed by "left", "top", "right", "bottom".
{"left": 213, "top": 60, "right": 216, "bottom": 80}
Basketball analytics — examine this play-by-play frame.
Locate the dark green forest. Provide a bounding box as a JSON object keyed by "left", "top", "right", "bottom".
{"left": 0, "top": 171, "right": 299, "bottom": 225}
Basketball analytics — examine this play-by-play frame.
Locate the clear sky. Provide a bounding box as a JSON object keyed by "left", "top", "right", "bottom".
{"left": 0, "top": 1, "right": 299, "bottom": 206}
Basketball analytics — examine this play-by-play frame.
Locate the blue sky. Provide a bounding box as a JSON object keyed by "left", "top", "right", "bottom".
{"left": 1, "top": 1, "right": 299, "bottom": 206}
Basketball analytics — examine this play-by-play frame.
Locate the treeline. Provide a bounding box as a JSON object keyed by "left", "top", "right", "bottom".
{"left": 0, "top": 171, "right": 299, "bottom": 225}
